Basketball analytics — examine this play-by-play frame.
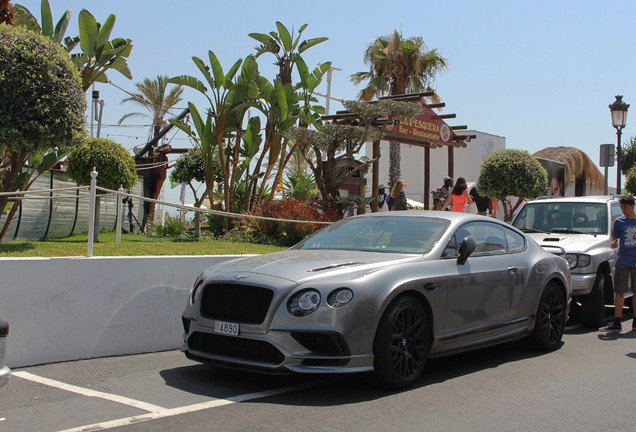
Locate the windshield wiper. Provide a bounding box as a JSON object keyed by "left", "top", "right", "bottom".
{"left": 550, "top": 228, "right": 585, "bottom": 234}
{"left": 520, "top": 228, "right": 546, "bottom": 233}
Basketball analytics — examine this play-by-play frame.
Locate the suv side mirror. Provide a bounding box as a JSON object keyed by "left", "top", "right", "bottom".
{"left": 458, "top": 236, "right": 476, "bottom": 265}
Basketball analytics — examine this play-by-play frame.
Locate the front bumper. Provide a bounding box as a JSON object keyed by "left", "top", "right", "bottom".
{"left": 571, "top": 273, "right": 597, "bottom": 296}
{"left": 180, "top": 320, "right": 375, "bottom": 375}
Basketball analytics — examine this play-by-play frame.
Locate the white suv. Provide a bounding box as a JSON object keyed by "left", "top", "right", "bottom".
{"left": 512, "top": 196, "right": 624, "bottom": 328}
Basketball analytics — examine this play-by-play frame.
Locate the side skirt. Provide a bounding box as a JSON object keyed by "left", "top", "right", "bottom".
{"left": 430, "top": 317, "right": 529, "bottom": 358}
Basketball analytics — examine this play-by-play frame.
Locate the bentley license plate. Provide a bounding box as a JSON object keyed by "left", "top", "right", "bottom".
{"left": 214, "top": 321, "right": 239, "bottom": 336}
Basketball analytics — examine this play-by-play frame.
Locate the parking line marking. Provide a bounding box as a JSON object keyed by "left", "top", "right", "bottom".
{"left": 55, "top": 381, "right": 317, "bottom": 432}
{"left": 13, "top": 371, "right": 166, "bottom": 414}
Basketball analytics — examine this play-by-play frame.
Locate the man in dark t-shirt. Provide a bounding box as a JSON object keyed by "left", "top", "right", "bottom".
{"left": 470, "top": 187, "right": 490, "bottom": 216}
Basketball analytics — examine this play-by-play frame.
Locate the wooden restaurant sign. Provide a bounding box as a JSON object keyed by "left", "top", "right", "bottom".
{"left": 383, "top": 100, "right": 453, "bottom": 147}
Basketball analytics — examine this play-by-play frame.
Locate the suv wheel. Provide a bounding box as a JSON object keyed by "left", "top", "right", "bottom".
{"left": 580, "top": 271, "right": 607, "bottom": 328}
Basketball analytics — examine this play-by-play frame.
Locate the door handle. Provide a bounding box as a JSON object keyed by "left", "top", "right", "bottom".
{"left": 508, "top": 266, "right": 518, "bottom": 273}
{"left": 423, "top": 282, "right": 442, "bottom": 291}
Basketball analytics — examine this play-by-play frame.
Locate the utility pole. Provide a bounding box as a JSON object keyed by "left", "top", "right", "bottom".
{"left": 325, "top": 66, "right": 342, "bottom": 115}
{"left": 96, "top": 100, "right": 105, "bottom": 138}
{"left": 90, "top": 85, "right": 98, "bottom": 137}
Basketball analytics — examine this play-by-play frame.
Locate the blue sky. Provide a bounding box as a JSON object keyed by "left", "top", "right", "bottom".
{"left": 15, "top": 0, "right": 636, "bottom": 204}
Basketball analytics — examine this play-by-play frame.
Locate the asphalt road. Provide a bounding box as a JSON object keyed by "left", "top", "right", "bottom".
{"left": 1, "top": 318, "right": 635, "bottom": 432}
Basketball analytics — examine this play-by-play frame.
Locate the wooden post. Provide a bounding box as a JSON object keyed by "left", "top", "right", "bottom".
{"left": 87, "top": 167, "right": 97, "bottom": 257}
{"left": 424, "top": 147, "right": 431, "bottom": 209}
{"left": 371, "top": 139, "right": 380, "bottom": 212}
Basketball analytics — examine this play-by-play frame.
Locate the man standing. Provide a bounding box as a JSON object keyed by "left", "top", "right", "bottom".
{"left": 432, "top": 176, "right": 453, "bottom": 211}
{"left": 377, "top": 184, "right": 389, "bottom": 212}
{"left": 600, "top": 195, "right": 636, "bottom": 332}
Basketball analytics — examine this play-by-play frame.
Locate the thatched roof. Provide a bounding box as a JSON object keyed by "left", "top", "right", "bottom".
{"left": 533, "top": 146, "right": 604, "bottom": 188}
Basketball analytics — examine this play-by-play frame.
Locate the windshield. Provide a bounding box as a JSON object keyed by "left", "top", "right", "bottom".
{"left": 513, "top": 202, "right": 608, "bottom": 234}
{"left": 293, "top": 216, "right": 450, "bottom": 254}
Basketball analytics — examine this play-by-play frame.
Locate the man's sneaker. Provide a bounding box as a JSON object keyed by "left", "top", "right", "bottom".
{"left": 599, "top": 320, "right": 622, "bottom": 332}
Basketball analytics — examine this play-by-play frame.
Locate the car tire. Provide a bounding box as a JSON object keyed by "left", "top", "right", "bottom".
{"left": 372, "top": 295, "right": 429, "bottom": 390}
{"left": 530, "top": 281, "right": 566, "bottom": 351}
{"left": 580, "top": 271, "right": 607, "bottom": 328}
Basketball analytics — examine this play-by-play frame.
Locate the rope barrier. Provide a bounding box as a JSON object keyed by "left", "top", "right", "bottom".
{"left": 0, "top": 186, "right": 88, "bottom": 197}
{"left": 8, "top": 194, "right": 88, "bottom": 201}
{"left": 5, "top": 188, "right": 117, "bottom": 201}
{"left": 96, "top": 186, "right": 333, "bottom": 226}
{"left": 1, "top": 183, "right": 333, "bottom": 227}
{"left": 134, "top": 161, "right": 169, "bottom": 169}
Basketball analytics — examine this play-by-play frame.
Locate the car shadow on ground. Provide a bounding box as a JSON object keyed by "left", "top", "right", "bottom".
{"left": 565, "top": 304, "right": 633, "bottom": 335}
{"left": 597, "top": 330, "right": 636, "bottom": 341}
{"left": 565, "top": 308, "right": 636, "bottom": 344}
{"left": 159, "top": 363, "right": 330, "bottom": 400}
{"left": 160, "top": 339, "right": 553, "bottom": 405}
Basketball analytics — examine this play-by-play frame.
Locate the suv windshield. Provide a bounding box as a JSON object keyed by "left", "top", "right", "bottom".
{"left": 513, "top": 202, "right": 607, "bottom": 235}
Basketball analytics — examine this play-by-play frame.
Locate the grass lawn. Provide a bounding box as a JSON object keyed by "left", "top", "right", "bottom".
{"left": 0, "top": 232, "right": 287, "bottom": 257}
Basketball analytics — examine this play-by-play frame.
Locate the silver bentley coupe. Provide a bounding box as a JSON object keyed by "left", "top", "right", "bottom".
{"left": 181, "top": 211, "right": 571, "bottom": 389}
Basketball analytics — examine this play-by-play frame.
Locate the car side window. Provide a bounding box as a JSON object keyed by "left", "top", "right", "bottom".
{"left": 504, "top": 227, "right": 526, "bottom": 253}
{"left": 443, "top": 225, "right": 471, "bottom": 258}
{"left": 611, "top": 204, "right": 621, "bottom": 223}
{"left": 471, "top": 223, "right": 508, "bottom": 256}
{"left": 443, "top": 221, "right": 510, "bottom": 257}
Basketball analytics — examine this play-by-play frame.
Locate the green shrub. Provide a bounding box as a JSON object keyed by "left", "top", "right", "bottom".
{"left": 0, "top": 24, "right": 85, "bottom": 153}
{"left": 625, "top": 165, "right": 636, "bottom": 195}
{"left": 66, "top": 138, "right": 137, "bottom": 191}
{"left": 152, "top": 213, "right": 190, "bottom": 238}
{"left": 283, "top": 171, "right": 319, "bottom": 201}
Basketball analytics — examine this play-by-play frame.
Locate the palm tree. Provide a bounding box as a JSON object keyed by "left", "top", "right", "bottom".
{"left": 284, "top": 142, "right": 315, "bottom": 178}
{"left": 351, "top": 31, "right": 448, "bottom": 187}
{"left": 118, "top": 75, "right": 183, "bottom": 140}
{"left": 118, "top": 75, "right": 183, "bottom": 228}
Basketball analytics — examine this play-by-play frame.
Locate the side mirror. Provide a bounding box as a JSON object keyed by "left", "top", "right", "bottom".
{"left": 457, "top": 236, "right": 476, "bottom": 265}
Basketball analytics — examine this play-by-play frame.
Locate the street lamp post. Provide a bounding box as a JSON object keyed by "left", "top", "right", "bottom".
{"left": 609, "top": 95, "right": 629, "bottom": 194}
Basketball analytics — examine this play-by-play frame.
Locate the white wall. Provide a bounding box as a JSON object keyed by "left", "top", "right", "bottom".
{"left": 366, "top": 130, "right": 506, "bottom": 204}
{"left": 0, "top": 255, "right": 243, "bottom": 368}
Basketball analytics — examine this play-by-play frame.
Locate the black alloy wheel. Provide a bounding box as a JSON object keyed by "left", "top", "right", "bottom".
{"left": 531, "top": 282, "right": 566, "bottom": 350}
{"left": 373, "top": 295, "right": 429, "bottom": 390}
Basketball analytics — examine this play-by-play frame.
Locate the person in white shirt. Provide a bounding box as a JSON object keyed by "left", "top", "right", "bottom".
{"left": 377, "top": 184, "right": 389, "bottom": 212}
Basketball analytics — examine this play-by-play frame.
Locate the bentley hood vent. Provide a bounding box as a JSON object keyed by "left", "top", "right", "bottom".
{"left": 307, "top": 262, "right": 363, "bottom": 272}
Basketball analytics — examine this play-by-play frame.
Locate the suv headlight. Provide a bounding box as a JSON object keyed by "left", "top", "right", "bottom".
{"left": 288, "top": 289, "right": 321, "bottom": 317}
{"left": 563, "top": 253, "right": 591, "bottom": 270}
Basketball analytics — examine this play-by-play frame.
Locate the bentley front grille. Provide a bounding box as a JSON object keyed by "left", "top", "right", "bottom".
{"left": 201, "top": 283, "right": 274, "bottom": 324}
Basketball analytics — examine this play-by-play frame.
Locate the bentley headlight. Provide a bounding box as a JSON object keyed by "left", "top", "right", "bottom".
{"left": 288, "top": 289, "right": 321, "bottom": 317}
{"left": 563, "top": 253, "right": 591, "bottom": 270}
{"left": 327, "top": 288, "right": 353, "bottom": 308}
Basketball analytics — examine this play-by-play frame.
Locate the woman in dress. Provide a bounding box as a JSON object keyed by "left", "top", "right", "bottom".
{"left": 443, "top": 177, "right": 473, "bottom": 213}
